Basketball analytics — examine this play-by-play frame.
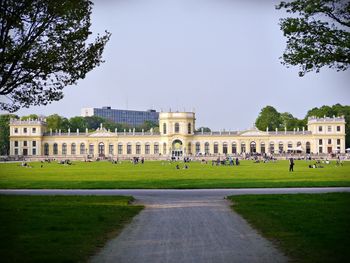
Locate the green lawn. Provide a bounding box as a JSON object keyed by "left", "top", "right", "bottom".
{"left": 229, "top": 193, "right": 350, "bottom": 263}
{"left": 0, "top": 160, "right": 349, "bottom": 189}
{"left": 0, "top": 195, "right": 143, "bottom": 263}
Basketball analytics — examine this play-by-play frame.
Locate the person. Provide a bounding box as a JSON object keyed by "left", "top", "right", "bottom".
{"left": 176, "top": 164, "right": 180, "bottom": 169}
{"left": 289, "top": 157, "right": 294, "bottom": 172}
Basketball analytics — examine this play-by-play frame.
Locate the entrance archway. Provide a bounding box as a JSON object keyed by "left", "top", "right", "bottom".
{"left": 172, "top": 139, "right": 183, "bottom": 157}
{"left": 250, "top": 141, "right": 256, "bottom": 153}
{"left": 98, "top": 142, "right": 105, "bottom": 157}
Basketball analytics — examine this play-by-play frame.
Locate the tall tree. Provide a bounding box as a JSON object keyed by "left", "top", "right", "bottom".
{"left": 68, "top": 116, "right": 87, "bottom": 131}
{"left": 276, "top": 0, "right": 350, "bottom": 76}
{"left": 0, "top": 114, "right": 18, "bottom": 155}
{"left": 20, "top": 114, "right": 39, "bottom": 120}
{"left": 0, "top": 0, "right": 111, "bottom": 112}
{"left": 46, "top": 114, "right": 69, "bottom": 132}
{"left": 255, "top": 106, "right": 283, "bottom": 131}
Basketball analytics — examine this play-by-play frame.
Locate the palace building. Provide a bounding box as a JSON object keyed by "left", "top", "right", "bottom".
{"left": 9, "top": 112, "right": 346, "bottom": 160}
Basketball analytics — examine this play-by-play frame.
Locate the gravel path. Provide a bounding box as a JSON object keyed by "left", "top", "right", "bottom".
{"left": 2, "top": 188, "right": 349, "bottom": 263}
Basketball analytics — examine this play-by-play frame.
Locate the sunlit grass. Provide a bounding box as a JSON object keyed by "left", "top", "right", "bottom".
{"left": 0, "top": 160, "right": 349, "bottom": 189}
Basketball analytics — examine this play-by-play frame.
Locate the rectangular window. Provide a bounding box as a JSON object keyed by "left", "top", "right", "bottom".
{"left": 32, "top": 141, "right": 36, "bottom": 147}
{"left": 14, "top": 141, "right": 18, "bottom": 147}
{"left": 337, "top": 126, "right": 341, "bottom": 132}
{"left": 118, "top": 144, "right": 123, "bottom": 154}
{"left": 214, "top": 144, "right": 218, "bottom": 154}
{"left": 14, "top": 148, "right": 18, "bottom": 155}
{"left": 196, "top": 143, "right": 200, "bottom": 154}
{"left": 32, "top": 127, "right": 36, "bottom": 133}
{"left": 23, "top": 141, "right": 27, "bottom": 147}
{"left": 318, "top": 126, "right": 322, "bottom": 132}
{"left": 327, "top": 126, "right": 332, "bottom": 132}
{"left": 319, "top": 139, "right": 323, "bottom": 145}
{"left": 328, "top": 139, "right": 332, "bottom": 144}
{"left": 23, "top": 128, "right": 27, "bottom": 133}
{"left": 14, "top": 128, "right": 18, "bottom": 133}
{"left": 319, "top": 146, "right": 323, "bottom": 153}
{"left": 337, "top": 139, "right": 341, "bottom": 145}
{"left": 32, "top": 148, "right": 36, "bottom": 155}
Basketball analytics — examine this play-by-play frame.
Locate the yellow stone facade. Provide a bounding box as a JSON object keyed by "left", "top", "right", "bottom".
{"left": 9, "top": 112, "right": 346, "bottom": 160}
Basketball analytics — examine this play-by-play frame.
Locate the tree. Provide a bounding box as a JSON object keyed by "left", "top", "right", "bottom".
{"left": 276, "top": 0, "right": 350, "bottom": 76}
{"left": 280, "top": 112, "right": 307, "bottom": 130}
{"left": 306, "top": 104, "right": 350, "bottom": 147}
{"left": 255, "top": 106, "right": 283, "bottom": 131}
{"left": 68, "top": 116, "right": 87, "bottom": 131}
{"left": 0, "top": 0, "right": 111, "bottom": 112}
{"left": 20, "top": 114, "right": 39, "bottom": 120}
{"left": 46, "top": 114, "right": 69, "bottom": 132}
{"left": 0, "top": 114, "right": 18, "bottom": 155}
{"left": 196, "top": 127, "right": 211, "bottom": 132}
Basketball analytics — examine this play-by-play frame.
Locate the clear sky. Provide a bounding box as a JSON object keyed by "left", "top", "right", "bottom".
{"left": 3, "top": 0, "right": 349, "bottom": 130}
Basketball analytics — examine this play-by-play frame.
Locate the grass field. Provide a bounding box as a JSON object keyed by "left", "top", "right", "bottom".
{"left": 0, "top": 160, "right": 349, "bottom": 189}
{"left": 0, "top": 195, "right": 143, "bottom": 263}
{"left": 229, "top": 193, "right": 350, "bottom": 263}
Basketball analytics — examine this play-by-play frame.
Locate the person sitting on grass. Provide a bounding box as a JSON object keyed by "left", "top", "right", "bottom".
{"left": 176, "top": 164, "right": 180, "bottom": 169}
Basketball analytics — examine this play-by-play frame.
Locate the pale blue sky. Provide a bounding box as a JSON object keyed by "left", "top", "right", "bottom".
{"left": 3, "top": 0, "right": 349, "bottom": 130}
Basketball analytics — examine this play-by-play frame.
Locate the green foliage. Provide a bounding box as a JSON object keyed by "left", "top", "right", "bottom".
{"left": 46, "top": 114, "right": 69, "bottom": 132}
{"left": 196, "top": 127, "right": 211, "bottom": 132}
{"left": 0, "top": 0, "right": 111, "bottom": 112}
{"left": 68, "top": 116, "right": 87, "bottom": 131}
{"left": 280, "top": 112, "right": 307, "bottom": 130}
{"left": 276, "top": 0, "right": 350, "bottom": 76}
{"left": 0, "top": 195, "right": 142, "bottom": 263}
{"left": 0, "top": 160, "right": 350, "bottom": 189}
{"left": 20, "top": 114, "right": 39, "bottom": 120}
{"left": 255, "top": 106, "right": 283, "bottom": 131}
{"left": 306, "top": 104, "right": 350, "bottom": 147}
{"left": 0, "top": 114, "right": 18, "bottom": 155}
{"left": 230, "top": 193, "right": 350, "bottom": 262}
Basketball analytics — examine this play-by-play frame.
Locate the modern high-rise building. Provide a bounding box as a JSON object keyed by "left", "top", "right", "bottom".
{"left": 81, "top": 106, "right": 159, "bottom": 127}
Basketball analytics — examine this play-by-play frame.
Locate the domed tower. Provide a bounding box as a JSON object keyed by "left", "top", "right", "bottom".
{"left": 159, "top": 112, "right": 195, "bottom": 157}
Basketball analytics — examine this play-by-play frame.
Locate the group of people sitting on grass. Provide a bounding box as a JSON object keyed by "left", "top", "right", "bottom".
{"left": 131, "top": 157, "right": 144, "bottom": 165}
{"left": 176, "top": 164, "right": 189, "bottom": 169}
{"left": 210, "top": 157, "right": 240, "bottom": 166}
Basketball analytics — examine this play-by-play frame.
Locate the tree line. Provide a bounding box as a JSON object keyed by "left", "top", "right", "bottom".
{"left": 255, "top": 104, "right": 350, "bottom": 147}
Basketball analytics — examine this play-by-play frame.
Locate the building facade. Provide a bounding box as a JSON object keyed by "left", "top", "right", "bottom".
{"left": 9, "top": 112, "right": 346, "bottom": 160}
{"left": 81, "top": 106, "right": 159, "bottom": 127}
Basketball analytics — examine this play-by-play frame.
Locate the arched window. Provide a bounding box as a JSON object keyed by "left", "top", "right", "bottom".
{"left": 109, "top": 144, "right": 114, "bottom": 155}
{"left": 53, "top": 143, "right": 58, "bottom": 155}
{"left": 71, "top": 143, "right": 76, "bottom": 155}
{"left": 288, "top": 142, "right": 293, "bottom": 149}
{"left": 195, "top": 142, "right": 200, "bottom": 154}
{"left": 127, "top": 143, "right": 132, "bottom": 154}
{"left": 260, "top": 142, "right": 265, "bottom": 154}
{"left": 306, "top": 142, "right": 311, "bottom": 154}
{"left": 223, "top": 143, "right": 228, "bottom": 154}
{"left": 250, "top": 142, "right": 256, "bottom": 153}
{"left": 145, "top": 143, "right": 150, "bottom": 154}
{"left": 187, "top": 142, "right": 192, "bottom": 154}
{"left": 188, "top": 123, "right": 191, "bottom": 134}
{"left": 269, "top": 142, "right": 274, "bottom": 154}
{"left": 297, "top": 141, "right": 302, "bottom": 147}
{"left": 136, "top": 143, "right": 141, "bottom": 154}
{"left": 44, "top": 143, "right": 49, "bottom": 156}
{"left": 98, "top": 142, "right": 105, "bottom": 156}
{"left": 118, "top": 143, "right": 123, "bottom": 154}
{"left": 163, "top": 142, "right": 167, "bottom": 155}
{"left": 278, "top": 142, "right": 283, "bottom": 153}
{"left": 205, "top": 142, "right": 210, "bottom": 154}
{"left": 241, "top": 143, "right": 246, "bottom": 153}
{"left": 175, "top": 123, "right": 180, "bottom": 133}
{"left": 154, "top": 143, "right": 159, "bottom": 154}
{"left": 89, "top": 144, "right": 94, "bottom": 155}
{"left": 214, "top": 143, "right": 219, "bottom": 154}
{"left": 80, "top": 143, "right": 85, "bottom": 154}
{"left": 163, "top": 123, "right": 167, "bottom": 134}
{"left": 62, "top": 143, "right": 67, "bottom": 155}
{"left": 232, "top": 142, "right": 237, "bottom": 154}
